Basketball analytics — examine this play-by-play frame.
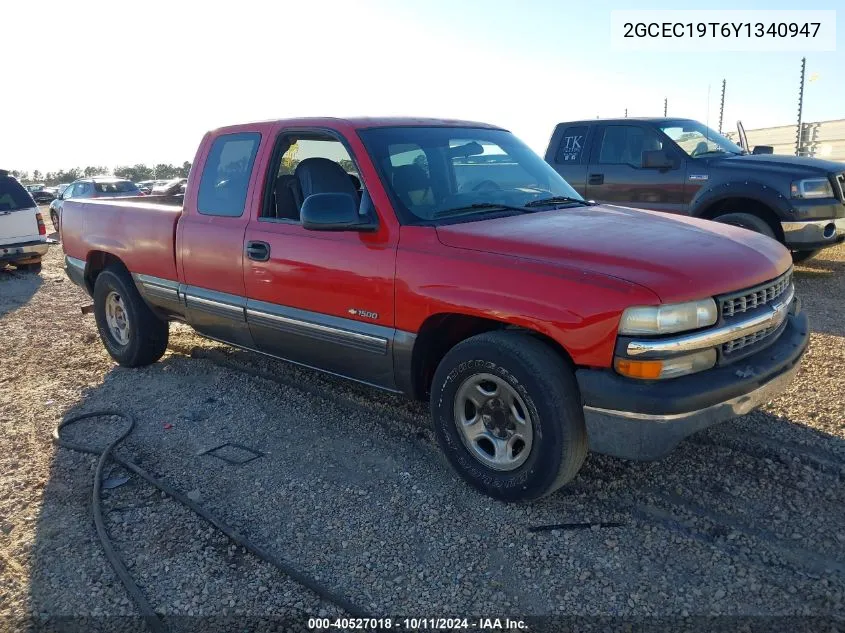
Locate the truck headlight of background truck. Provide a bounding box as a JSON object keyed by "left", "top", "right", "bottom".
{"left": 790, "top": 178, "right": 835, "bottom": 199}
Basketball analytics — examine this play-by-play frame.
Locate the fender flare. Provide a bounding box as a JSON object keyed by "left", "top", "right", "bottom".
{"left": 690, "top": 180, "right": 793, "bottom": 220}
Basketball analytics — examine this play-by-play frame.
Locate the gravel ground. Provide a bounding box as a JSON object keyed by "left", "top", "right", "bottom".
{"left": 0, "top": 231, "right": 843, "bottom": 632}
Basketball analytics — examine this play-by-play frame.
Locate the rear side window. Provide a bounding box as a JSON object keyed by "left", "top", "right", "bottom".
{"left": 198, "top": 132, "right": 261, "bottom": 216}
{"left": 95, "top": 181, "right": 138, "bottom": 193}
{"left": 0, "top": 177, "right": 35, "bottom": 211}
{"left": 555, "top": 126, "right": 588, "bottom": 164}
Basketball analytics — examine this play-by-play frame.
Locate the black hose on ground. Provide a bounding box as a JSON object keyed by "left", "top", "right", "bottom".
{"left": 53, "top": 410, "right": 370, "bottom": 632}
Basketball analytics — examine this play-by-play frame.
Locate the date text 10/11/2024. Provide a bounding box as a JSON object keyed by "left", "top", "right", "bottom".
{"left": 307, "top": 617, "right": 529, "bottom": 630}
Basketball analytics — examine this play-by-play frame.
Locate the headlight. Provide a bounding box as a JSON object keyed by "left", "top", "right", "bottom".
{"left": 619, "top": 299, "right": 718, "bottom": 335}
{"left": 791, "top": 178, "right": 834, "bottom": 199}
{"left": 615, "top": 349, "right": 717, "bottom": 380}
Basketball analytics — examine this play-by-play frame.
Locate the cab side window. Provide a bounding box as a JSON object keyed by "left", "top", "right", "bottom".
{"left": 555, "top": 126, "right": 588, "bottom": 164}
{"left": 598, "top": 126, "right": 663, "bottom": 167}
{"left": 197, "top": 132, "right": 261, "bottom": 217}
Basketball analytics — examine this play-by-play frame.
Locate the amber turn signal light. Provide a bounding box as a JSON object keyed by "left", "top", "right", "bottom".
{"left": 614, "top": 358, "right": 663, "bottom": 379}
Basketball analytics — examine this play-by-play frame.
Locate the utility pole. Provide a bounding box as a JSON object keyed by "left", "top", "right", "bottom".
{"left": 663, "top": 98, "right": 667, "bottom": 117}
{"left": 624, "top": 108, "right": 628, "bottom": 118}
{"left": 718, "top": 79, "right": 726, "bottom": 134}
{"left": 796, "top": 57, "right": 806, "bottom": 157}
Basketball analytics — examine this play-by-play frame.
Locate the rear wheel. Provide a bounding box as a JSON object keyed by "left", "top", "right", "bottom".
{"left": 714, "top": 212, "right": 776, "bottom": 239}
{"left": 792, "top": 249, "right": 821, "bottom": 263}
{"left": 93, "top": 268, "right": 169, "bottom": 367}
{"left": 430, "top": 331, "right": 587, "bottom": 501}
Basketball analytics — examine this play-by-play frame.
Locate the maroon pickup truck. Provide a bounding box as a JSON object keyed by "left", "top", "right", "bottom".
{"left": 61, "top": 117, "right": 809, "bottom": 501}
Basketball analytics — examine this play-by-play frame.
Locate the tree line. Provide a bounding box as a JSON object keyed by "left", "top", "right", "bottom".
{"left": 10, "top": 162, "right": 192, "bottom": 186}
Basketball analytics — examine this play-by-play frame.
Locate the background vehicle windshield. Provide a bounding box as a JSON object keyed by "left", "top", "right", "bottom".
{"left": 659, "top": 120, "right": 744, "bottom": 158}
{"left": 360, "top": 127, "right": 583, "bottom": 222}
{"left": 94, "top": 181, "right": 139, "bottom": 194}
{"left": 0, "top": 176, "right": 36, "bottom": 211}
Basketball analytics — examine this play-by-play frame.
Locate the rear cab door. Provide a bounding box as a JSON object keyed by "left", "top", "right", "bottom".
{"left": 544, "top": 123, "right": 592, "bottom": 196}
{"left": 241, "top": 120, "right": 400, "bottom": 390}
{"left": 0, "top": 174, "right": 42, "bottom": 247}
{"left": 585, "top": 122, "right": 689, "bottom": 213}
{"left": 176, "top": 126, "right": 266, "bottom": 348}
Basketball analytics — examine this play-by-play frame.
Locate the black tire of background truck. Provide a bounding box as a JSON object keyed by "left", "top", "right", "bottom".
{"left": 714, "top": 212, "right": 776, "bottom": 240}
{"left": 50, "top": 211, "right": 59, "bottom": 232}
{"left": 430, "top": 330, "right": 587, "bottom": 502}
{"left": 792, "top": 249, "right": 821, "bottom": 263}
{"left": 93, "top": 267, "right": 169, "bottom": 367}
{"left": 15, "top": 261, "right": 42, "bottom": 273}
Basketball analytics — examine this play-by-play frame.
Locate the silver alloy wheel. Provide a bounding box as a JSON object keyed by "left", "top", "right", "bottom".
{"left": 453, "top": 372, "right": 534, "bottom": 471}
{"left": 104, "top": 291, "right": 130, "bottom": 345}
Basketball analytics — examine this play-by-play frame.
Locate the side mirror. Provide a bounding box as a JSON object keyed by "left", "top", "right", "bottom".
{"left": 642, "top": 150, "right": 675, "bottom": 169}
{"left": 300, "top": 192, "right": 377, "bottom": 232}
{"left": 752, "top": 145, "right": 774, "bottom": 155}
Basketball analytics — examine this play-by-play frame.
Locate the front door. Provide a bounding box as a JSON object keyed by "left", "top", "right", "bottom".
{"left": 242, "top": 130, "right": 399, "bottom": 389}
{"left": 586, "top": 124, "right": 688, "bottom": 214}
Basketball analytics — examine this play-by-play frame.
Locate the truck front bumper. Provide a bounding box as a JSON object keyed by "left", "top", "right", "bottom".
{"left": 0, "top": 240, "right": 49, "bottom": 264}
{"left": 782, "top": 217, "right": 845, "bottom": 250}
{"left": 575, "top": 310, "right": 809, "bottom": 461}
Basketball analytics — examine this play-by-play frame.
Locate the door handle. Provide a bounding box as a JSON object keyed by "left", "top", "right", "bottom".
{"left": 246, "top": 240, "right": 270, "bottom": 262}
{"left": 588, "top": 173, "right": 604, "bottom": 185}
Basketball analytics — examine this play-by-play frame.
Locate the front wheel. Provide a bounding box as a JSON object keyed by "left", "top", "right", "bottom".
{"left": 792, "top": 249, "right": 821, "bottom": 263}
{"left": 50, "top": 210, "right": 60, "bottom": 233}
{"left": 430, "top": 331, "right": 587, "bottom": 501}
{"left": 93, "top": 268, "right": 169, "bottom": 367}
{"left": 714, "top": 212, "right": 776, "bottom": 239}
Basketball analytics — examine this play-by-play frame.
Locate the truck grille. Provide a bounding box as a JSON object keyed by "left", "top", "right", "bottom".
{"left": 722, "top": 324, "right": 779, "bottom": 354}
{"left": 837, "top": 173, "right": 845, "bottom": 202}
{"left": 720, "top": 268, "right": 792, "bottom": 319}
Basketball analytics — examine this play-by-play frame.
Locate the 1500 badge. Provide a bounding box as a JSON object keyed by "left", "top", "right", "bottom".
{"left": 348, "top": 308, "right": 378, "bottom": 320}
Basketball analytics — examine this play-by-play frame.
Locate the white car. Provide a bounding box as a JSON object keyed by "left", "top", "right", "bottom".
{"left": 0, "top": 170, "right": 48, "bottom": 272}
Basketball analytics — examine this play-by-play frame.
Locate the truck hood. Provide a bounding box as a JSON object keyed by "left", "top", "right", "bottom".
{"left": 707, "top": 153, "right": 845, "bottom": 178}
{"left": 435, "top": 205, "right": 792, "bottom": 303}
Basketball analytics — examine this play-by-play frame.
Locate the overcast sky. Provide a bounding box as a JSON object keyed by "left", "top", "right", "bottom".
{"left": 2, "top": 0, "right": 842, "bottom": 173}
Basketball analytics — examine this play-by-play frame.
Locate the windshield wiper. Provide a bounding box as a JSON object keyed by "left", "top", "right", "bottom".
{"left": 432, "top": 202, "right": 530, "bottom": 219}
{"left": 523, "top": 196, "right": 593, "bottom": 208}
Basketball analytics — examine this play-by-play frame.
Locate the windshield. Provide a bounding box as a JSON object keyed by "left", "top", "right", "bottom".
{"left": 0, "top": 176, "right": 36, "bottom": 211}
{"left": 659, "top": 120, "right": 744, "bottom": 158}
{"left": 358, "top": 126, "right": 584, "bottom": 222}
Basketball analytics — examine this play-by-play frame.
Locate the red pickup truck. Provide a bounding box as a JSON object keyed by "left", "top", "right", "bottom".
{"left": 61, "top": 117, "right": 809, "bottom": 501}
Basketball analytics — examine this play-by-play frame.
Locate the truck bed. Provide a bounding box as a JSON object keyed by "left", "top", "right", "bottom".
{"left": 61, "top": 197, "right": 183, "bottom": 283}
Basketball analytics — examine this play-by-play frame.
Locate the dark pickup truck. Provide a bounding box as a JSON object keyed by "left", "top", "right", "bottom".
{"left": 545, "top": 117, "right": 845, "bottom": 262}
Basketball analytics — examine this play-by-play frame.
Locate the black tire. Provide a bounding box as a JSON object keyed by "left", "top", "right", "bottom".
{"left": 714, "top": 212, "right": 776, "bottom": 239}
{"left": 792, "top": 249, "right": 821, "bottom": 263}
{"left": 430, "top": 331, "right": 587, "bottom": 501}
{"left": 50, "top": 210, "right": 59, "bottom": 233}
{"left": 15, "top": 261, "right": 42, "bottom": 273}
{"left": 93, "top": 267, "right": 169, "bottom": 367}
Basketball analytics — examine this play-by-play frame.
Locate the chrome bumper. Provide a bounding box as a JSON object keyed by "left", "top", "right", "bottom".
{"left": 0, "top": 240, "right": 49, "bottom": 262}
{"left": 781, "top": 217, "right": 845, "bottom": 248}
